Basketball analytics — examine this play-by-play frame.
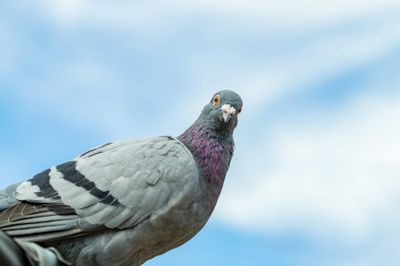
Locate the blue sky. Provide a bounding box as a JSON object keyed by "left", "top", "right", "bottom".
{"left": 1, "top": 1, "right": 400, "bottom": 265}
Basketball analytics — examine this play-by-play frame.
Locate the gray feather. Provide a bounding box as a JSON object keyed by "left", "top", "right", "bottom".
{"left": 0, "top": 137, "right": 199, "bottom": 241}
{"left": 0, "top": 90, "right": 243, "bottom": 266}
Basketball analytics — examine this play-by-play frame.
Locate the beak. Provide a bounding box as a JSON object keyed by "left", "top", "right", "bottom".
{"left": 221, "top": 104, "right": 236, "bottom": 123}
{"left": 223, "top": 112, "right": 231, "bottom": 123}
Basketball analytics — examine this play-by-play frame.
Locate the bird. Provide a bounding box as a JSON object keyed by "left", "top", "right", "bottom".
{"left": 0, "top": 90, "right": 243, "bottom": 266}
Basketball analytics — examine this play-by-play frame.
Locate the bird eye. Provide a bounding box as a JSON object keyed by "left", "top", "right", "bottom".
{"left": 237, "top": 108, "right": 242, "bottom": 114}
{"left": 213, "top": 95, "right": 220, "bottom": 107}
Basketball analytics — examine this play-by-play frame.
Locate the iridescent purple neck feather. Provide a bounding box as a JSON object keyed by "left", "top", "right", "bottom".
{"left": 178, "top": 122, "right": 234, "bottom": 207}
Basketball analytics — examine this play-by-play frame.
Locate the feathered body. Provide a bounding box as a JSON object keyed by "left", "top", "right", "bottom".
{"left": 0, "top": 90, "right": 243, "bottom": 265}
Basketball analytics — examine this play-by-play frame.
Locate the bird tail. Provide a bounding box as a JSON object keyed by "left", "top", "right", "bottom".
{"left": 0, "top": 229, "right": 30, "bottom": 266}
{"left": 0, "top": 230, "right": 71, "bottom": 266}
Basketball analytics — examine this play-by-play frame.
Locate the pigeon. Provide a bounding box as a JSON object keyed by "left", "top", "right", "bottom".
{"left": 0, "top": 90, "right": 243, "bottom": 266}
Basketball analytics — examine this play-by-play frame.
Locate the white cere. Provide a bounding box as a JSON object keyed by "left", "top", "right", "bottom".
{"left": 221, "top": 104, "right": 237, "bottom": 115}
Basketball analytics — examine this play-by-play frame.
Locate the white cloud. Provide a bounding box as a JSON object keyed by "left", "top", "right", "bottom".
{"left": 29, "top": 1, "right": 173, "bottom": 30}
{"left": 186, "top": 13, "right": 400, "bottom": 113}
{"left": 2, "top": 0, "right": 398, "bottom": 136}
{"left": 38, "top": 0, "right": 86, "bottom": 23}
{"left": 30, "top": 0, "right": 400, "bottom": 29}
{"left": 216, "top": 91, "right": 400, "bottom": 244}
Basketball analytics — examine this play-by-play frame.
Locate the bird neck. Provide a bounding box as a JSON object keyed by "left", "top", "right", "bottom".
{"left": 178, "top": 123, "right": 234, "bottom": 199}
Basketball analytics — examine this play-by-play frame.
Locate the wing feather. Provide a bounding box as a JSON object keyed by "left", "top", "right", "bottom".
{"left": 0, "top": 136, "right": 199, "bottom": 242}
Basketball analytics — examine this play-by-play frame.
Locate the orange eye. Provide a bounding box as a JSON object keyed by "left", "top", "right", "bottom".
{"left": 213, "top": 95, "right": 220, "bottom": 107}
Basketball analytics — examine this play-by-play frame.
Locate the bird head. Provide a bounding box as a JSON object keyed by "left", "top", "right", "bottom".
{"left": 201, "top": 90, "right": 243, "bottom": 134}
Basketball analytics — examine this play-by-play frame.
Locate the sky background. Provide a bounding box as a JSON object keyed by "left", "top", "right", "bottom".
{"left": 1, "top": 1, "right": 400, "bottom": 265}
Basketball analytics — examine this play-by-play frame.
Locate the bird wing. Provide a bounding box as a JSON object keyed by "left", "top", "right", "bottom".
{"left": 0, "top": 136, "right": 199, "bottom": 242}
